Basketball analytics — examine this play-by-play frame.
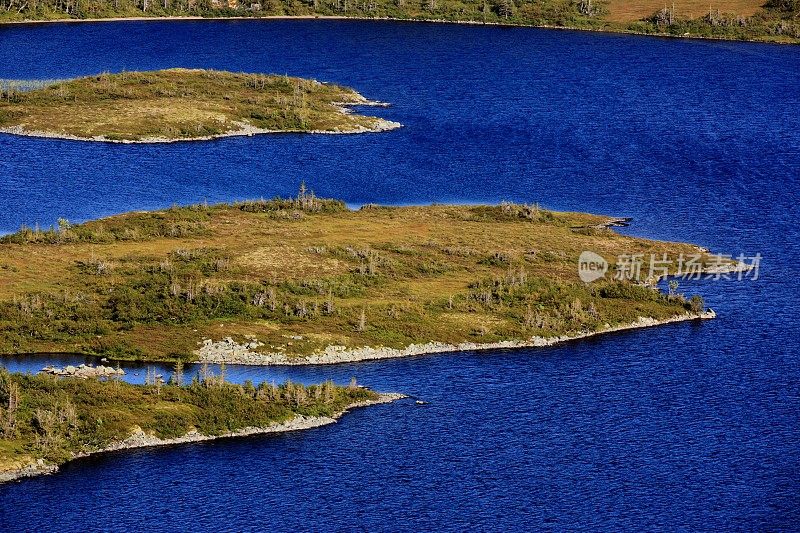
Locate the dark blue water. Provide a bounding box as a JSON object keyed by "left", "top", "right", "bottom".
{"left": 1, "top": 20, "right": 799, "bottom": 531}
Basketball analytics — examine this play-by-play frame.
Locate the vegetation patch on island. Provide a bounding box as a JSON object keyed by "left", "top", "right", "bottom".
{"left": 0, "top": 187, "right": 728, "bottom": 364}
{"left": 0, "top": 366, "right": 386, "bottom": 481}
{"left": 0, "top": 69, "right": 399, "bottom": 142}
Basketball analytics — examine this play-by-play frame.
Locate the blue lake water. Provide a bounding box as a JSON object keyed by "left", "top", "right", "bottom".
{"left": 1, "top": 19, "right": 799, "bottom": 531}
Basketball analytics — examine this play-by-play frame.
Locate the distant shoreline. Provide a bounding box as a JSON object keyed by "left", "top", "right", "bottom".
{"left": 0, "top": 392, "right": 406, "bottom": 484}
{"left": 0, "top": 14, "right": 792, "bottom": 46}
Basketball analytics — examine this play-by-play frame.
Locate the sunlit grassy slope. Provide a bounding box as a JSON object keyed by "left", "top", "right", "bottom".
{"left": 0, "top": 193, "right": 720, "bottom": 362}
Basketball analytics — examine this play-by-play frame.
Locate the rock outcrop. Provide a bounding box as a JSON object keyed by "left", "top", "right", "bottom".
{"left": 0, "top": 459, "right": 59, "bottom": 483}
{"left": 196, "top": 311, "right": 716, "bottom": 366}
{"left": 40, "top": 364, "right": 125, "bottom": 378}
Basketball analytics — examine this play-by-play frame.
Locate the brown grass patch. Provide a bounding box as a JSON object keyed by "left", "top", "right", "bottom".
{"left": 606, "top": 0, "right": 763, "bottom": 22}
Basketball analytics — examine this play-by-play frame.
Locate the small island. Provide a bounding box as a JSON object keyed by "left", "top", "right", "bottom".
{"left": 0, "top": 366, "right": 404, "bottom": 483}
{"left": 0, "top": 188, "right": 731, "bottom": 365}
{"left": 0, "top": 69, "right": 400, "bottom": 143}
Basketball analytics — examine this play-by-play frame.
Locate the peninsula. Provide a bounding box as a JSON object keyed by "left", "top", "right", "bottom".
{"left": 0, "top": 69, "right": 400, "bottom": 143}
{"left": 0, "top": 189, "right": 729, "bottom": 365}
{"left": 0, "top": 366, "right": 405, "bottom": 483}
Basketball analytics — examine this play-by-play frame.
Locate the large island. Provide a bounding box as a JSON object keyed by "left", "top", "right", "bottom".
{"left": 0, "top": 190, "right": 727, "bottom": 365}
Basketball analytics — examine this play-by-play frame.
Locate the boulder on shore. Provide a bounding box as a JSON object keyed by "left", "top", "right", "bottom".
{"left": 40, "top": 364, "right": 125, "bottom": 379}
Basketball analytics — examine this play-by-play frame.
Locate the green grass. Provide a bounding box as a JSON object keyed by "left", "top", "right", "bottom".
{"left": 0, "top": 69, "right": 391, "bottom": 141}
{"left": 0, "top": 190, "right": 720, "bottom": 362}
{"left": 0, "top": 367, "right": 377, "bottom": 472}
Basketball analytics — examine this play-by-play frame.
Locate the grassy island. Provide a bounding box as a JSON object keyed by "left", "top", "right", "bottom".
{"left": 0, "top": 69, "right": 399, "bottom": 142}
{"left": 0, "top": 189, "right": 725, "bottom": 364}
{"left": 0, "top": 367, "right": 391, "bottom": 481}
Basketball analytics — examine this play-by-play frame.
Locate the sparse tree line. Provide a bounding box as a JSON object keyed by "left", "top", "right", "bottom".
{"left": 638, "top": 0, "right": 800, "bottom": 39}
{"left": 0, "top": 185, "right": 345, "bottom": 246}
{"left": 0, "top": 0, "right": 609, "bottom": 28}
{"left": 0, "top": 367, "right": 373, "bottom": 464}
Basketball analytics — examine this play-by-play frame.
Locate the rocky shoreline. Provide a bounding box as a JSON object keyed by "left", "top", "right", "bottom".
{"left": 197, "top": 311, "right": 717, "bottom": 366}
{"left": 0, "top": 392, "right": 406, "bottom": 484}
{"left": 0, "top": 96, "right": 401, "bottom": 144}
{"left": 0, "top": 460, "right": 59, "bottom": 483}
{"left": 40, "top": 363, "right": 125, "bottom": 378}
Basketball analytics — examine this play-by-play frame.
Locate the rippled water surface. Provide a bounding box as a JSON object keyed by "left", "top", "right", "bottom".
{"left": 0, "top": 20, "right": 799, "bottom": 531}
